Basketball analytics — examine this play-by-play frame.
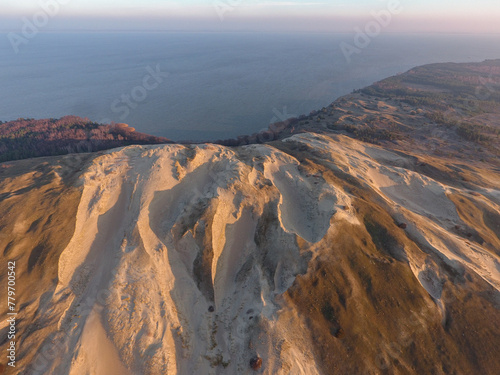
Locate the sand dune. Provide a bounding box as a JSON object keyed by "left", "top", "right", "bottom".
{"left": 1, "top": 133, "right": 499, "bottom": 374}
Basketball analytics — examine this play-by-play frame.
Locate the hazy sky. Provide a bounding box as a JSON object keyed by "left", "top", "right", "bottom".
{"left": 1, "top": 0, "right": 499, "bottom": 33}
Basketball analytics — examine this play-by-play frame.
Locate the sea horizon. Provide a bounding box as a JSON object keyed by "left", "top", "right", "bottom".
{"left": 1, "top": 31, "right": 500, "bottom": 141}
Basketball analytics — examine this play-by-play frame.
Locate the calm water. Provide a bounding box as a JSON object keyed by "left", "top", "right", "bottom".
{"left": 1, "top": 32, "right": 499, "bottom": 141}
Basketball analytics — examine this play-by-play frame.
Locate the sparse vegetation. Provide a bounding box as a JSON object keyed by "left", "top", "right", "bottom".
{"left": 360, "top": 61, "right": 500, "bottom": 115}
{"left": 425, "top": 111, "right": 496, "bottom": 144}
{"left": 338, "top": 124, "right": 399, "bottom": 144}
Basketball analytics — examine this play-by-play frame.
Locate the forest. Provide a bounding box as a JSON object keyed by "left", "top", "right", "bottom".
{"left": 0, "top": 116, "right": 170, "bottom": 163}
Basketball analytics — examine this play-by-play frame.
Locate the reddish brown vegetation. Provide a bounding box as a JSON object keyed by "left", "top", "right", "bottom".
{"left": 249, "top": 356, "right": 262, "bottom": 370}
{"left": 0, "top": 116, "right": 171, "bottom": 163}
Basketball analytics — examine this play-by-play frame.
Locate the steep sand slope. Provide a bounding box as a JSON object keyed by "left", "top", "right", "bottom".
{"left": 1, "top": 133, "right": 499, "bottom": 374}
